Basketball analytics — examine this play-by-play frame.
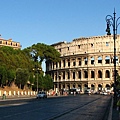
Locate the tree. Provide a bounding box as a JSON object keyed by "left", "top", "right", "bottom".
{"left": 42, "top": 74, "right": 53, "bottom": 91}
{"left": 0, "top": 66, "right": 7, "bottom": 87}
{"left": 23, "top": 43, "right": 61, "bottom": 66}
{"left": 116, "top": 74, "right": 120, "bottom": 89}
{"left": 7, "top": 69, "right": 15, "bottom": 86}
{"left": 0, "top": 43, "right": 60, "bottom": 90}
{"left": 15, "top": 68, "right": 29, "bottom": 89}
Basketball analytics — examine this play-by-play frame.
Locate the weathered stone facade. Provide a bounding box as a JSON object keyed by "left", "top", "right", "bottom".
{"left": 46, "top": 35, "right": 120, "bottom": 93}
{"left": 0, "top": 38, "right": 21, "bottom": 49}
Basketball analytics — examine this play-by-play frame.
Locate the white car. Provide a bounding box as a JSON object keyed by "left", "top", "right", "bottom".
{"left": 36, "top": 91, "right": 47, "bottom": 99}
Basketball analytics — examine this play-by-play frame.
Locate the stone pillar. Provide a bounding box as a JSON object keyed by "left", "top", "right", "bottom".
{"left": 94, "top": 56, "right": 97, "bottom": 65}
{"left": 101, "top": 83, "right": 104, "bottom": 91}
{"left": 81, "top": 57, "right": 84, "bottom": 66}
{"left": 70, "top": 83, "right": 73, "bottom": 89}
{"left": 88, "top": 56, "right": 91, "bottom": 65}
{"left": 94, "top": 83, "right": 98, "bottom": 92}
{"left": 102, "top": 55, "right": 105, "bottom": 64}
{"left": 102, "top": 69, "right": 105, "bottom": 79}
{"left": 81, "top": 70, "right": 84, "bottom": 80}
{"left": 81, "top": 84, "right": 84, "bottom": 92}
{"left": 110, "top": 68, "right": 113, "bottom": 79}
{"left": 88, "top": 69, "right": 90, "bottom": 81}
{"left": 57, "top": 83, "right": 60, "bottom": 92}
{"left": 88, "top": 83, "right": 91, "bottom": 89}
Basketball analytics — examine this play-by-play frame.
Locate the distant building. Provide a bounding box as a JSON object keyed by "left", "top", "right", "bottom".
{"left": 0, "top": 38, "right": 21, "bottom": 49}
{"left": 46, "top": 35, "right": 120, "bottom": 93}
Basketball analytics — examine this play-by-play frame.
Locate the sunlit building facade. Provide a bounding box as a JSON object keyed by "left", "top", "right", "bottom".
{"left": 0, "top": 38, "right": 21, "bottom": 49}
{"left": 46, "top": 35, "right": 120, "bottom": 93}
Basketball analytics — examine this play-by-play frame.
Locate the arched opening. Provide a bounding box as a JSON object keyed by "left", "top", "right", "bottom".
{"left": 67, "top": 84, "right": 70, "bottom": 90}
{"left": 91, "top": 57, "right": 94, "bottom": 64}
{"left": 78, "top": 85, "right": 81, "bottom": 89}
{"left": 84, "top": 84, "right": 88, "bottom": 91}
{"left": 78, "top": 71, "right": 81, "bottom": 79}
{"left": 98, "top": 84, "right": 102, "bottom": 91}
{"left": 73, "top": 84, "right": 75, "bottom": 88}
{"left": 84, "top": 57, "right": 88, "bottom": 65}
{"left": 105, "top": 70, "right": 110, "bottom": 78}
{"left": 63, "top": 84, "right": 65, "bottom": 89}
{"left": 98, "top": 56, "right": 102, "bottom": 63}
{"left": 98, "top": 70, "right": 102, "bottom": 78}
{"left": 84, "top": 71, "right": 88, "bottom": 78}
{"left": 106, "top": 84, "right": 110, "bottom": 90}
{"left": 91, "top": 71, "right": 94, "bottom": 78}
{"left": 91, "top": 84, "right": 95, "bottom": 90}
{"left": 105, "top": 56, "right": 110, "bottom": 64}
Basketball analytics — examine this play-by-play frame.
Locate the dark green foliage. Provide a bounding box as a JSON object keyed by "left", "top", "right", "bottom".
{"left": 15, "top": 68, "right": 29, "bottom": 89}
{"left": 0, "top": 42, "right": 60, "bottom": 91}
{"left": 117, "top": 75, "right": 120, "bottom": 89}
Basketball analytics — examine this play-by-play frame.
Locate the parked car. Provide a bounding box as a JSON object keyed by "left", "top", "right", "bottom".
{"left": 36, "top": 91, "right": 47, "bottom": 99}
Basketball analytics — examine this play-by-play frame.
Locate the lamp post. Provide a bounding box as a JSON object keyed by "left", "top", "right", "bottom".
{"left": 105, "top": 9, "right": 120, "bottom": 107}
{"left": 33, "top": 56, "right": 41, "bottom": 93}
{"left": 33, "top": 67, "right": 40, "bottom": 93}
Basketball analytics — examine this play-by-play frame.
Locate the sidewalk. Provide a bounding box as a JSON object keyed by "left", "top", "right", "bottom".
{"left": 108, "top": 97, "right": 119, "bottom": 120}
{"left": 112, "top": 107, "right": 119, "bottom": 120}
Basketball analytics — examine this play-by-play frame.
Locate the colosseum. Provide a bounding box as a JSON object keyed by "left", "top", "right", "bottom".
{"left": 46, "top": 35, "right": 120, "bottom": 94}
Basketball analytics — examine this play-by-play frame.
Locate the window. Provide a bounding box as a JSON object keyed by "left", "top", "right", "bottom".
{"left": 73, "top": 72, "right": 75, "bottom": 79}
{"left": 91, "top": 43, "right": 94, "bottom": 47}
{"left": 91, "top": 71, "right": 94, "bottom": 78}
{"left": 78, "top": 45, "right": 80, "bottom": 49}
{"left": 67, "top": 72, "right": 70, "bottom": 79}
{"left": 63, "top": 71, "right": 65, "bottom": 79}
{"left": 78, "top": 71, "right": 81, "bottom": 79}
{"left": 63, "top": 60, "right": 65, "bottom": 67}
{"left": 98, "top": 56, "right": 102, "bottom": 63}
{"left": 106, "top": 42, "right": 109, "bottom": 46}
{"left": 73, "top": 61, "right": 76, "bottom": 66}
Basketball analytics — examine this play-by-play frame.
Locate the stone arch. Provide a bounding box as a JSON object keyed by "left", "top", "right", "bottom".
{"left": 84, "top": 84, "right": 88, "bottom": 91}
{"left": 78, "top": 84, "right": 81, "bottom": 88}
{"left": 106, "top": 84, "right": 110, "bottom": 90}
{"left": 98, "top": 70, "right": 102, "bottom": 78}
{"left": 91, "top": 84, "right": 95, "bottom": 90}
{"left": 63, "top": 84, "right": 65, "bottom": 89}
{"left": 84, "top": 70, "right": 88, "bottom": 78}
{"left": 73, "top": 84, "right": 75, "bottom": 88}
{"left": 78, "top": 71, "right": 81, "bottom": 79}
{"left": 105, "top": 56, "right": 110, "bottom": 64}
{"left": 67, "top": 84, "right": 70, "bottom": 90}
{"left": 91, "top": 57, "right": 94, "bottom": 64}
{"left": 105, "top": 70, "right": 110, "bottom": 78}
{"left": 98, "top": 84, "right": 102, "bottom": 91}
{"left": 84, "top": 57, "right": 88, "bottom": 65}
{"left": 91, "top": 71, "right": 94, "bottom": 78}
{"left": 98, "top": 56, "right": 102, "bottom": 63}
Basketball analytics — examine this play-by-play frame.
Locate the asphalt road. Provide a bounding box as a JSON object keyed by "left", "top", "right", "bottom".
{"left": 0, "top": 95, "right": 111, "bottom": 120}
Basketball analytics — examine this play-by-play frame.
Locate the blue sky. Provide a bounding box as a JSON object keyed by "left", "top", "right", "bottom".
{"left": 0, "top": 0, "right": 120, "bottom": 49}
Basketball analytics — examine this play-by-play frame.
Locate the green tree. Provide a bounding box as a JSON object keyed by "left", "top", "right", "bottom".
{"left": 0, "top": 66, "right": 7, "bottom": 87}
{"left": 116, "top": 75, "right": 120, "bottom": 89}
{"left": 15, "top": 68, "right": 29, "bottom": 89}
{"left": 42, "top": 74, "right": 53, "bottom": 91}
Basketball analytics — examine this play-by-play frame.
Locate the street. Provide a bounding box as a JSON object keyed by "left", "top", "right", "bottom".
{"left": 0, "top": 95, "right": 111, "bottom": 120}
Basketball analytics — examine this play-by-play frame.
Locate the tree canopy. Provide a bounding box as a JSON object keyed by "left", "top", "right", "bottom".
{"left": 0, "top": 43, "right": 60, "bottom": 91}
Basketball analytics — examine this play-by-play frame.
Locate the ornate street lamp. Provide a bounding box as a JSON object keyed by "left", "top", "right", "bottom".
{"left": 105, "top": 9, "right": 120, "bottom": 107}
{"left": 33, "top": 56, "right": 41, "bottom": 93}
{"left": 33, "top": 67, "right": 41, "bottom": 93}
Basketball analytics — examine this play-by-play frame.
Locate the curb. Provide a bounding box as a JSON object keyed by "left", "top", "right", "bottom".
{"left": 107, "top": 97, "right": 113, "bottom": 120}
